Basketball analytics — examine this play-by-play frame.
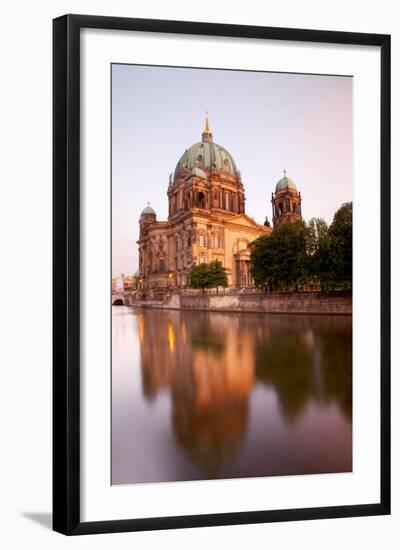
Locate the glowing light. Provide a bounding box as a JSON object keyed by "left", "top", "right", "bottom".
{"left": 167, "top": 323, "right": 175, "bottom": 352}
{"left": 139, "top": 314, "right": 144, "bottom": 343}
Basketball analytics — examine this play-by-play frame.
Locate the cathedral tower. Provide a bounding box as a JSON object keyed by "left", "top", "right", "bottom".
{"left": 271, "top": 170, "right": 302, "bottom": 227}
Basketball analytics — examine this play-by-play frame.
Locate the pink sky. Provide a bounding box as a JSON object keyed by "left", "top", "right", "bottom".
{"left": 112, "top": 65, "right": 352, "bottom": 276}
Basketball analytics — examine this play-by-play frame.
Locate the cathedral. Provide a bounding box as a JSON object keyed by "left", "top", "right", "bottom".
{"left": 137, "top": 116, "right": 302, "bottom": 293}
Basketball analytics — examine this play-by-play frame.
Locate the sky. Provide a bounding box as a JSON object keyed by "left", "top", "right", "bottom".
{"left": 112, "top": 64, "right": 352, "bottom": 277}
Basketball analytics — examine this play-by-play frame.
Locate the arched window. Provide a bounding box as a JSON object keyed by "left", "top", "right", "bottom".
{"left": 198, "top": 191, "right": 206, "bottom": 209}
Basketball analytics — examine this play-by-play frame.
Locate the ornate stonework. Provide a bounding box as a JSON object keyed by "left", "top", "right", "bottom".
{"left": 271, "top": 170, "right": 302, "bottom": 227}
{"left": 137, "top": 119, "right": 302, "bottom": 294}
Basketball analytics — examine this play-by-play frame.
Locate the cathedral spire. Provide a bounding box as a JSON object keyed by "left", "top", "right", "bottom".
{"left": 202, "top": 111, "right": 213, "bottom": 143}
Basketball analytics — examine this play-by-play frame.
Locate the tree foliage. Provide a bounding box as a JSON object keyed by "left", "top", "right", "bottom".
{"left": 207, "top": 260, "right": 228, "bottom": 290}
{"left": 250, "top": 203, "right": 352, "bottom": 292}
{"left": 189, "top": 260, "right": 228, "bottom": 292}
{"left": 250, "top": 220, "right": 309, "bottom": 290}
{"left": 328, "top": 202, "right": 352, "bottom": 287}
{"left": 306, "top": 217, "right": 329, "bottom": 256}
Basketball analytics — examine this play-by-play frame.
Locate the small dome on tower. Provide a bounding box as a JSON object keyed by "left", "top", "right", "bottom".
{"left": 275, "top": 170, "right": 297, "bottom": 192}
{"left": 141, "top": 203, "right": 156, "bottom": 216}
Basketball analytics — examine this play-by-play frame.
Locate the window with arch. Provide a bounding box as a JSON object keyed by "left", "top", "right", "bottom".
{"left": 197, "top": 191, "right": 206, "bottom": 209}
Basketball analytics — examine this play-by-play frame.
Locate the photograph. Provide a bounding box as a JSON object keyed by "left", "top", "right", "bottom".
{"left": 111, "top": 63, "right": 353, "bottom": 485}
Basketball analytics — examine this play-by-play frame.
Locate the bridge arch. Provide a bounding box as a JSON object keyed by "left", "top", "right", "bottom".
{"left": 112, "top": 298, "right": 124, "bottom": 306}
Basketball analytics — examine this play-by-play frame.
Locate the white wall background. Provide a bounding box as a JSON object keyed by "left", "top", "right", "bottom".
{"left": 0, "top": 0, "right": 398, "bottom": 548}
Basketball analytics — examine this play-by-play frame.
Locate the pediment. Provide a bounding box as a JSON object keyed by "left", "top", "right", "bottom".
{"left": 225, "top": 213, "right": 266, "bottom": 230}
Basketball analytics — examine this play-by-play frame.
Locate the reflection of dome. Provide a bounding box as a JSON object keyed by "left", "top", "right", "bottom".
{"left": 174, "top": 115, "right": 238, "bottom": 179}
{"left": 276, "top": 172, "right": 297, "bottom": 192}
{"left": 141, "top": 203, "right": 156, "bottom": 215}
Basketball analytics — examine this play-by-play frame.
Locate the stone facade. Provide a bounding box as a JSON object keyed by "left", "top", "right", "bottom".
{"left": 137, "top": 118, "right": 303, "bottom": 294}
{"left": 271, "top": 170, "right": 303, "bottom": 227}
{"left": 178, "top": 292, "right": 352, "bottom": 315}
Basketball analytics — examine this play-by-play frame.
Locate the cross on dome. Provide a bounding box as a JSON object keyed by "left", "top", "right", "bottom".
{"left": 202, "top": 112, "right": 213, "bottom": 143}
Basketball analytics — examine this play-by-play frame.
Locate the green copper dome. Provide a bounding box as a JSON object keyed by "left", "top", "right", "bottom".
{"left": 141, "top": 204, "right": 156, "bottom": 215}
{"left": 174, "top": 141, "right": 238, "bottom": 179}
{"left": 174, "top": 115, "right": 238, "bottom": 179}
{"left": 275, "top": 172, "right": 297, "bottom": 192}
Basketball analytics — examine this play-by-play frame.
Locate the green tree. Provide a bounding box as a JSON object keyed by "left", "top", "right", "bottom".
{"left": 249, "top": 234, "right": 274, "bottom": 290}
{"left": 306, "top": 217, "right": 331, "bottom": 289}
{"left": 250, "top": 204, "right": 352, "bottom": 293}
{"left": 189, "top": 260, "right": 228, "bottom": 293}
{"left": 189, "top": 263, "right": 210, "bottom": 293}
{"left": 328, "top": 202, "right": 352, "bottom": 289}
{"left": 250, "top": 220, "right": 309, "bottom": 291}
{"left": 208, "top": 260, "right": 228, "bottom": 293}
{"left": 306, "top": 217, "right": 329, "bottom": 256}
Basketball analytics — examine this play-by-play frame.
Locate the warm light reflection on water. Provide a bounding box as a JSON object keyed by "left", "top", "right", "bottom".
{"left": 112, "top": 307, "right": 352, "bottom": 484}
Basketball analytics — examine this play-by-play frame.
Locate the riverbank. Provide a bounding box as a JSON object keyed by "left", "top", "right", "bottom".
{"left": 124, "top": 291, "right": 352, "bottom": 315}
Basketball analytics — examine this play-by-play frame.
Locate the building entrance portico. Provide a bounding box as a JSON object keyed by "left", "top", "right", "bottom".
{"left": 234, "top": 249, "right": 253, "bottom": 288}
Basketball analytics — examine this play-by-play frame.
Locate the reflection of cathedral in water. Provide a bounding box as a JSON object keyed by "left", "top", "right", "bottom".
{"left": 137, "top": 310, "right": 352, "bottom": 478}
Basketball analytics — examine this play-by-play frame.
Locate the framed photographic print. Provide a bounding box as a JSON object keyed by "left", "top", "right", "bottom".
{"left": 53, "top": 14, "right": 391, "bottom": 535}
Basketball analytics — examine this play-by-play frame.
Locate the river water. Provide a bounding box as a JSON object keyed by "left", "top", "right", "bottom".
{"left": 112, "top": 306, "right": 352, "bottom": 485}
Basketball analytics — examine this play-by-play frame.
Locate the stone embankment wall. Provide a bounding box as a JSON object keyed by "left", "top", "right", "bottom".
{"left": 173, "top": 292, "right": 352, "bottom": 315}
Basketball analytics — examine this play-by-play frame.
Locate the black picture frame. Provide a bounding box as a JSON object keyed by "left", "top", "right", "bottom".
{"left": 53, "top": 14, "right": 391, "bottom": 535}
